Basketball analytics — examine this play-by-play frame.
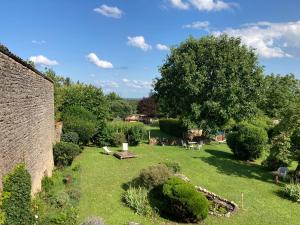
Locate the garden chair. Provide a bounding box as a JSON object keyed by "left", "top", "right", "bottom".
{"left": 103, "top": 146, "right": 112, "bottom": 155}
{"left": 181, "top": 140, "right": 187, "bottom": 149}
{"left": 272, "top": 167, "right": 289, "bottom": 184}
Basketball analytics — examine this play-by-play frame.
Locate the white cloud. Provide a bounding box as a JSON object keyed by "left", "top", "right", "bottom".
{"left": 95, "top": 80, "right": 119, "bottom": 88}
{"left": 28, "top": 55, "right": 58, "bottom": 66}
{"left": 94, "top": 4, "right": 123, "bottom": 19}
{"left": 169, "top": 0, "right": 236, "bottom": 11}
{"left": 32, "top": 40, "right": 46, "bottom": 45}
{"left": 87, "top": 53, "right": 113, "bottom": 69}
{"left": 127, "top": 36, "right": 152, "bottom": 51}
{"left": 122, "top": 78, "right": 152, "bottom": 89}
{"left": 183, "top": 21, "right": 210, "bottom": 30}
{"left": 156, "top": 43, "right": 170, "bottom": 51}
{"left": 214, "top": 20, "right": 300, "bottom": 58}
{"left": 169, "top": 0, "right": 190, "bottom": 10}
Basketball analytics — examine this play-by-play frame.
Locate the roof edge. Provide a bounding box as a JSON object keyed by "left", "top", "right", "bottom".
{"left": 0, "top": 44, "right": 53, "bottom": 84}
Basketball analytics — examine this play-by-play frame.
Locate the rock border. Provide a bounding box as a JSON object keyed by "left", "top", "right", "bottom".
{"left": 196, "top": 186, "right": 238, "bottom": 217}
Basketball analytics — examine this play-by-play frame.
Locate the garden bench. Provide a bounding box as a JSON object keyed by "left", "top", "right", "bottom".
{"left": 272, "top": 167, "right": 289, "bottom": 184}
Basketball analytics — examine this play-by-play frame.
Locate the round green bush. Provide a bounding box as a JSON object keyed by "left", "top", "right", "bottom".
{"left": 161, "top": 161, "right": 181, "bottom": 173}
{"left": 53, "top": 142, "right": 81, "bottom": 167}
{"left": 61, "top": 132, "right": 79, "bottom": 144}
{"left": 162, "top": 177, "right": 208, "bottom": 223}
{"left": 227, "top": 122, "right": 268, "bottom": 160}
{"left": 127, "top": 124, "right": 146, "bottom": 146}
{"left": 139, "top": 165, "right": 172, "bottom": 189}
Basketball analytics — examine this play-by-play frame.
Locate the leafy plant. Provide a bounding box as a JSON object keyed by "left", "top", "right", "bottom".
{"left": 127, "top": 124, "right": 146, "bottom": 146}
{"left": 1, "top": 164, "right": 34, "bottom": 225}
{"left": 61, "top": 131, "right": 79, "bottom": 144}
{"left": 161, "top": 161, "right": 181, "bottom": 173}
{"left": 139, "top": 165, "right": 172, "bottom": 189}
{"left": 159, "top": 119, "right": 187, "bottom": 138}
{"left": 53, "top": 142, "right": 81, "bottom": 167}
{"left": 162, "top": 177, "right": 208, "bottom": 223}
{"left": 123, "top": 186, "right": 153, "bottom": 216}
{"left": 227, "top": 122, "right": 268, "bottom": 160}
{"left": 282, "top": 183, "right": 300, "bottom": 202}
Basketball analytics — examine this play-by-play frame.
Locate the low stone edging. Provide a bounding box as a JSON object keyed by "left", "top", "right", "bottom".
{"left": 196, "top": 186, "right": 239, "bottom": 217}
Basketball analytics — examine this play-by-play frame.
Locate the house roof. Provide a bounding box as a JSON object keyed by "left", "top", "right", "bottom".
{"left": 0, "top": 43, "right": 53, "bottom": 84}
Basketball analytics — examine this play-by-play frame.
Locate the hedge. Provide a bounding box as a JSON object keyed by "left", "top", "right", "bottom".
{"left": 159, "top": 119, "right": 187, "bottom": 138}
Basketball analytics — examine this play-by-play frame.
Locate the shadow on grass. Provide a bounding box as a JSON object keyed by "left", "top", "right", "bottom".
{"left": 195, "top": 149, "right": 274, "bottom": 183}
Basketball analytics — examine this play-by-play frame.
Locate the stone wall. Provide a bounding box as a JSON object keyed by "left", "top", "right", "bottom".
{"left": 0, "top": 45, "right": 55, "bottom": 194}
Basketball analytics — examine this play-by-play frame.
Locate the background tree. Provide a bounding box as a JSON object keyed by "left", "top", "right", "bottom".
{"left": 259, "top": 74, "right": 300, "bottom": 119}
{"left": 137, "top": 96, "right": 158, "bottom": 117}
{"left": 154, "top": 35, "right": 264, "bottom": 132}
{"left": 107, "top": 92, "right": 133, "bottom": 119}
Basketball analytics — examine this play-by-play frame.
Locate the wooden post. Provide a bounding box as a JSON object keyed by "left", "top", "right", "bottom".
{"left": 241, "top": 193, "right": 244, "bottom": 210}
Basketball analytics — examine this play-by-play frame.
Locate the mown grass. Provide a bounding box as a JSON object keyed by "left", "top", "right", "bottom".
{"left": 76, "top": 144, "right": 299, "bottom": 225}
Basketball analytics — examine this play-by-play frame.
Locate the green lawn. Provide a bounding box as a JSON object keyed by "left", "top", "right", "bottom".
{"left": 76, "top": 144, "right": 299, "bottom": 225}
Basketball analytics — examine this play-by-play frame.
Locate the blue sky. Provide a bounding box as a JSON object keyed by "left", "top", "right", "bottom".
{"left": 1, "top": 0, "right": 300, "bottom": 98}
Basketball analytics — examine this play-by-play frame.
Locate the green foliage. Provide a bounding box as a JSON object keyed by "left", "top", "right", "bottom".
{"left": 127, "top": 124, "right": 147, "bottom": 146}
{"left": 123, "top": 186, "right": 154, "bottom": 216}
{"left": 61, "top": 131, "right": 79, "bottom": 144}
{"left": 1, "top": 164, "right": 34, "bottom": 225}
{"left": 95, "top": 122, "right": 146, "bottom": 146}
{"left": 162, "top": 177, "right": 208, "bottom": 223}
{"left": 161, "top": 161, "right": 181, "bottom": 173}
{"left": 154, "top": 35, "right": 264, "bottom": 131}
{"left": 139, "top": 165, "right": 172, "bottom": 189}
{"left": 80, "top": 217, "right": 105, "bottom": 225}
{"left": 159, "top": 119, "right": 187, "bottom": 138}
{"left": 46, "top": 206, "right": 78, "bottom": 225}
{"left": 0, "top": 197, "right": 5, "bottom": 225}
{"left": 227, "top": 122, "right": 268, "bottom": 160}
{"left": 49, "top": 192, "right": 70, "bottom": 208}
{"left": 53, "top": 142, "right": 81, "bottom": 167}
{"left": 282, "top": 184, "right": 300, "bottom": 202}
{"left": 107, "top": 93, "right": 133, "bottom": 119}
{"left": 260, "top": 74, "right": 300, "bottom": 119}
{"left": 66, "top": 188, "right": 81, "bottom": 204}
{"left": 291, "top": 127, "right": 300, "bottom": 164}
{"left": 263, "top": 133, "right": 292, "bottom": 170}
{"left": 62, "top": 105, "right": 97, "bottom": 145}
{"left": 110, "top": 132, "right": 126, "bottom": 147}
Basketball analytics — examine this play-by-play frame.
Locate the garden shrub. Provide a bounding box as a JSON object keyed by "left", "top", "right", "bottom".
{"left": 62, "top": 105, "right": 97, "bottom": 145}
{"left": 0, "top": 197, "right": 5, "bottom": 225}
{"left": 159, "top": 119, "right": 187, "bottom": 138}
{"left": 53, "top": 142, "right": 81, "bottom": 167}
{"left": 50, "top": 192, "right": 70, "bottom": 208}
{"left": 47, "top": 206, "right": 78, "bottom": 225}
{"left": 66, "top": 188, "right": 81, "bottom": 203}
{"left": 227, "top": 122, "right": 268, "bottom": 160}
{"left": 123, "top": 186, "right": 153, "bottom": 216}
{"left": 1, "top": 164, "right": 34, "bottom": 225}
{"left": 161, "top": 161, "right": 181, "bottom": 173}
{"left": 263, "top": 133, "right": 292, "bottom": 170}
{"left": 162, "top": 177, "right": 208, "bottom": 223}
{"left": 61, "top": 131, "right": 79, "bottom": 144}
{"left": 127, "top": 124, "right": 146, "bottom": 146}
{"left": 139, "top": 165, "right": 172, "bottom": 189}
{"left": 110, "top": 132, "right": 126, "bottom": 147}
{"left": 282, "top": 183, "right": 300, "bottom": 202}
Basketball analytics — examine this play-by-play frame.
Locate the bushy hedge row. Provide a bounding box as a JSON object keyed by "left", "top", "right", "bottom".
{"left": 162, "top": 177, "right": 208, "bottom": 223}
{"left": 97, "top": 122, "right": 146, "bottom": 147}
{"left": 1, "top": 164, "right": 34, "bottom": 225}
{"left": 159, "top": 119, "right": 187, "bottom": 138}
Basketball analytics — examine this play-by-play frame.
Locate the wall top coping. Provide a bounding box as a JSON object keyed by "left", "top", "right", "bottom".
{"left": 0, "top": 43, "right": 53, "bottom": 84}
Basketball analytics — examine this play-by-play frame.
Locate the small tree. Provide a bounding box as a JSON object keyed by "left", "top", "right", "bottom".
{"left": 263, "top": 133, "right": 292, "bottom": 170}
{"left": 137, "top": 96, "right": 158, "bottom": 117}
{"left": 227, "top": 122, "right": 268, "bottom": 160}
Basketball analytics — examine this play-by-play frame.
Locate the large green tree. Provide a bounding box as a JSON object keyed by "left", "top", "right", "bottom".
{"left": 259, "top": 74, "right": 300, "bottom": 118}
{"left": 107, "top": 92, "right": 133, "bottom": 119}
{"left": 154, "top": 35, "right": 264, "bottom": 132}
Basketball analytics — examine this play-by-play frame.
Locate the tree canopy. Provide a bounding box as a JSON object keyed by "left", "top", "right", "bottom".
{"left": 154, "top": 35, "right": 264, "bottom": 132}
{"left": 137, "top": 96, "right": 159, "bottom": 117}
